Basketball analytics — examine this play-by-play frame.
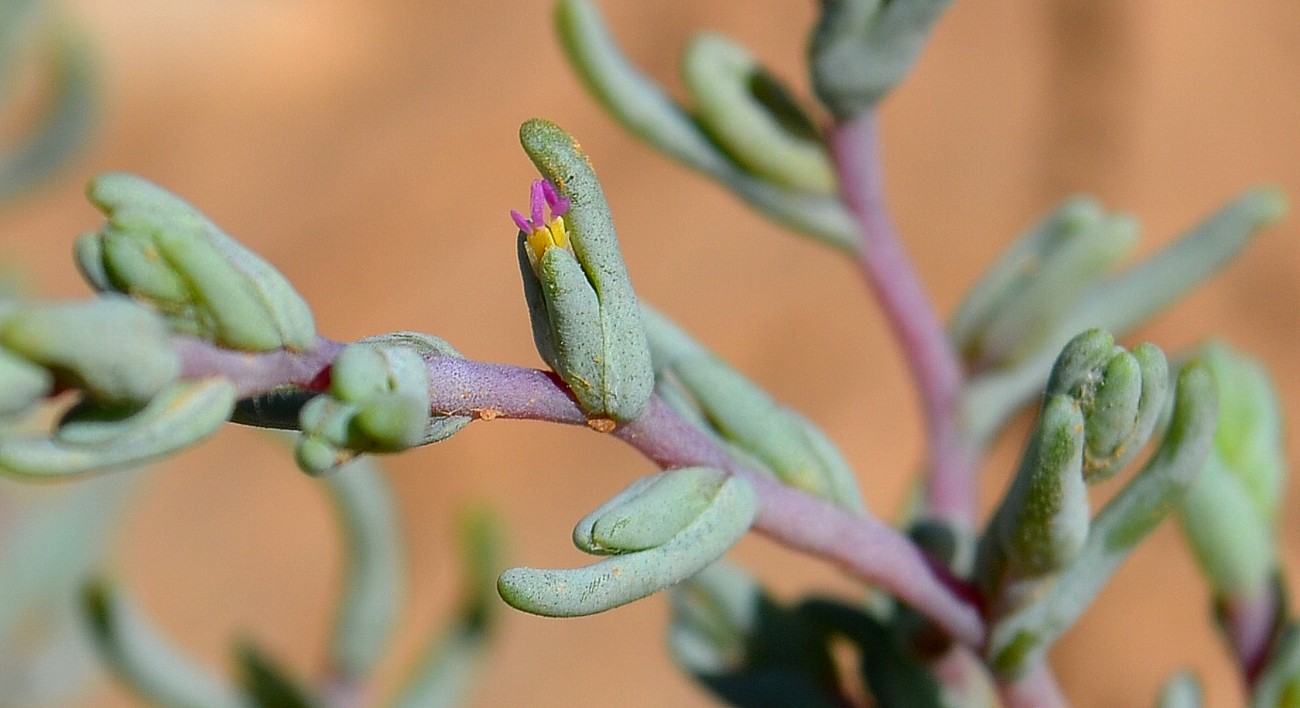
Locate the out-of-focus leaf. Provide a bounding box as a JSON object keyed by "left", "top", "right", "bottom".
{"left": 84, "top": 579, "right": 247, "bottom": 708}
{"left": 390, "top": 507, "right": 504, "bottom": 708}
{"left": 669, "top": 563, "right": 845, "bottom": 708}
{"left": 801, "top": 597, "right": 945, "bottom": 708}
{"left": 323, "top": 457, "right": 401, "bottom": 681}
{"left": 0, "top": 23, "right": 96, "bottom": 205}
{"left": 234, "top": 640, "right": 314, "bottom": 708}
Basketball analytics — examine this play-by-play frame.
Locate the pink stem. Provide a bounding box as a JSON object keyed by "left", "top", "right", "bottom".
{"left": 1222, "top": 584, "right": 1281, "bottom": 687}
{"left": 180, "top": 336, "right": 985, "bottom": 647}
{"left": 826, "top": 111, "right": 975, "bottom": 529}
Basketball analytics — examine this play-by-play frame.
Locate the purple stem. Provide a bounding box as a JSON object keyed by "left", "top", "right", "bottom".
{"left": 827, "top": 111, "right": 975, "bottom": 529}
{"left": 179, "top": 336, "right": 985, "bottom": 647}
{"left": 1222, "top": 583, "right": 1281, "bottom": 687}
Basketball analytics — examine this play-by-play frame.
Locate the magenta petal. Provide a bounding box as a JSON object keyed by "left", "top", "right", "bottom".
{"left": 541, "top": 180, "right": 560, "bottom": 209}
{"left": 529, "top": 180, "right": 545, "bottom": 227}
{"left": 552, "top": 193, "right": 571, "bottom": 217}
{"left": 510, "top": 209, "right": 531, "bottom": 233}
{"left": 540, "top": 180, "right": 570, "bottom": 216}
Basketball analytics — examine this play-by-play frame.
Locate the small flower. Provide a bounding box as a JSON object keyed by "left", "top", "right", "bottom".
{"left": 511, "top": 179, "right": 572, "bottom": 270}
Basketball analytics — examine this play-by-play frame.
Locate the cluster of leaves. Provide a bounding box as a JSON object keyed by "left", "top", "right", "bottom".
{"left": 0, "top": 1, "right": 1296, "bottom": 707}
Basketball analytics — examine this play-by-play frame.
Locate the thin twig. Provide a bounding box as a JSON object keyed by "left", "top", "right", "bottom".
{"left": 826, "top": 110, "right": 976, "bottom": 529}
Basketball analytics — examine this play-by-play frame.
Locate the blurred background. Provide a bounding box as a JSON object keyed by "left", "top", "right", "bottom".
{"left": 1, "top": 0, "right": 1299, "bottom": 705}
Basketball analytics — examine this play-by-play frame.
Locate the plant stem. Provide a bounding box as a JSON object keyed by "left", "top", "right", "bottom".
{"left": 826, "top": 110, "right": 975, "bottom": 529}
{"left": 617, "top": 398, "right": 985, "bottom": 647}
{"left": 996, "top": 660, "right": 1069, "bottom": 708}
{"left": 179, "top": 336, "right": 985, "bottom": 647}
{"left": 1222, "top": 583, "right": 1281, "bottom": 686}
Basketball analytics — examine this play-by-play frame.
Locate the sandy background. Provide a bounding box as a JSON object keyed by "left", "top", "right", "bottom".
{"left": 3, "top": 0, "right": 1300, "bottom": 705}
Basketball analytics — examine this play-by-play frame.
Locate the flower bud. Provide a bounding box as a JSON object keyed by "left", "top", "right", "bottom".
{"left": 808, "top": 0, "right": 954, "bottom": 118}
{"left": 77, "top": 173, "right": 316, "bottom": 352}
{"left": 514, "top": 119, "right": 654, "bottom": 422}
{"left": 295, "top": 332, "right": 470, "bottom": 475}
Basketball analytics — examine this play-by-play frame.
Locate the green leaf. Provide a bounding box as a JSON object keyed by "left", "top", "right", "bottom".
{"left": 0, "top": 377, "right": 236, "bottom": 479}
{"left": 0, "top": 296, "right": 179, "bottom": 405}
{"left": 322, "top": 457, "right": 402, "bottom": 681}
{"left": 234, "top": 641, "right": 314, "bottom": 708}
{"left": 952, "top": 198, "right": 1136, "bottom": 371}
{"left": 390, "top": 506, "right": 504, "bottom": 708}
{"left": 977, "top": 393, "right": 1089, "bottom": 604}
{"left": 681, "top": 32, "right": 834, "bottom": 195}
{"left": 801, "top": 598, "right": 945, "bottom": 708}
{"left": 0, "top": 24, "right": 97, "bottom": 206}
{"left": 986, "top": 363, "right": 1217, "bottom": 676}
{"left": 498, "top": 471, "right": 756, "bottom": 617}
{"left": 81, "top": 173, "right": 317, "bottom": 352}
{"left": 669, "top": 563, "right": 846, "bottom": 708}
{"left": 573, "top": 467, "right": 726, "bottom": 554}
{"left": 960, "top": 189, "right": 1285, "bottom": 451}
{"left": 554, "top": 0, "right": 857, "bottom": 250}
{"left": 808, "top": 0, "right": 954, "bottom": 117}
{"left": 642, "top": 306, "right": 866, "bottom": 512}
{"left": 83, "top": 579, "right": 247, "bottom": 708}
{"left": 295, "top": 333, "right": 469, "bottom": 474}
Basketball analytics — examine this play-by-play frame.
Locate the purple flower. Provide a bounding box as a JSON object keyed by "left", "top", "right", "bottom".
{"left": 511, "top": 179, "right": 572, "bottom": 269}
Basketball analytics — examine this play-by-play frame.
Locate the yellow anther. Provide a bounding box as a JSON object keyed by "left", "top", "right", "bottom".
{"left": 525, "top": 216, "right": 572, "bottom": 264}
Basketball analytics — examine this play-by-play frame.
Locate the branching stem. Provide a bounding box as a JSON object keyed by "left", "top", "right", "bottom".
{"left": 178, "top": 336, "right": 986, "bottom": 648}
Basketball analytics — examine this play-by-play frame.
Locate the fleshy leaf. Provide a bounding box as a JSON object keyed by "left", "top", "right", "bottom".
{"left": 976, "top": 393, "right": 1089, "bottom": 610}
{"left": 83, "top": 580, "right": 247, "bottom": 708}
{"left": 323, "top": 458, "right": 402, "bottom": 681}
{"left": 498, "top": 471, "right": 756, "bottom": 617}
{"left": 296, "top": 332, "right": 469, "bottom": 475}
{"left": 808, "top": 0, "right": 954, "bottom": 118}
{"left": 79, "top": 173, "right": 317, "bottom": 352}
{"left": 668, "top": 563, "right": 846, "bottom": 708}
{"left": 574, "top": 467, "right": 726, "bottom": 555}
{"left": 643, "top": 306, "right": 866, "bottom": 512}
{"left": 554, "top": 0, "right": 857, "bottom": 249}
{"left": 391, "top": 506, "right": 504, "bottom": 708}
{"left": 986, "top": 363, "right": 1216, "bottom": 676}
{"left": 0, "top": 377, "right": 236, "bottom": 479}
{"left": 1175, "top": 340, "right": 1285, "bottom": 598}
{"left": 0, "top": 296, "right": 179, "bottom": 404}
{"left": 952, "top": 199, "right": 1136, "bottom": 371}
{"left": 961, "top": 189, "right": 1285, "bottom": 450}
{"left": 681, "top": 32, "right": 834, "bottom": 195}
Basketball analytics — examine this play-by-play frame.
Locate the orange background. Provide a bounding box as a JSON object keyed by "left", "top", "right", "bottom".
{"left": 3, "top": 0, "right": 1300, "bottom": 705}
